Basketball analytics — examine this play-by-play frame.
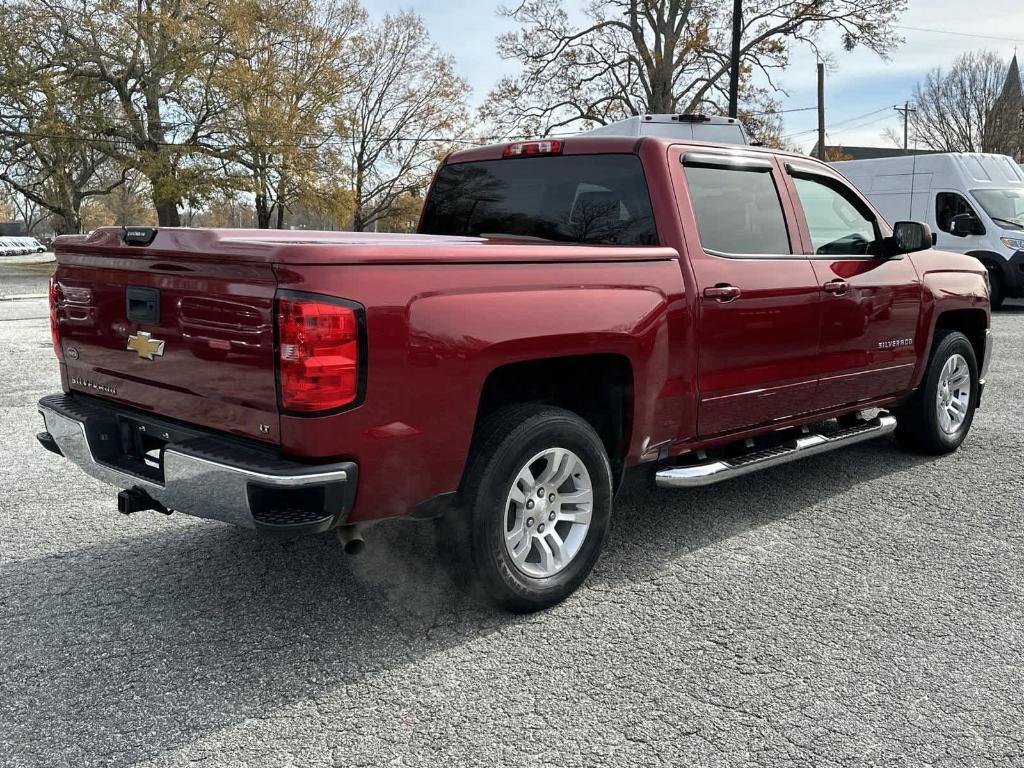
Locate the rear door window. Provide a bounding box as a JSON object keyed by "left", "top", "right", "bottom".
{"left": 420, "top": 154, "right": 658, "bottom": 245}
{"left": 681, "top": 158, "right": 791, "bottom": 255}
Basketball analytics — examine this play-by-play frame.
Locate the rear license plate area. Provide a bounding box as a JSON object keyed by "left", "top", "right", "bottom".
{"left": 109, "top": 415, "right": 199, "bottom": 483}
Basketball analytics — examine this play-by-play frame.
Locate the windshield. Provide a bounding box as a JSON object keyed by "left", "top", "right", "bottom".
{"left": 420, "top": 154, "right": 658, "bottom": 246}
{"left": 970, "top": 188, "right": 1024, "bottom": 230}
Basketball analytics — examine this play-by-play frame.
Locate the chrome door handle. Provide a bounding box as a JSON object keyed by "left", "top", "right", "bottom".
{"left": 703, "top": 284, "right": 742, "bottom": 302}
{"left": 823, "top": 279, "right": 850, "bottom": 295}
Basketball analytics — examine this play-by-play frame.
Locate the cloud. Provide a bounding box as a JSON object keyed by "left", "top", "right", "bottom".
{"left": 778, "top": 2, "right": 1024, "bottom": 150}
{"left": 385, "top": 0, "right": 1024, "bottom": 147}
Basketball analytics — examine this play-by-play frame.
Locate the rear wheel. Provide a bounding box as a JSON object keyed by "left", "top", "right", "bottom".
{"left": 447, "top": 405, "right": 613, "bottom": 612}
{"left": 894, "top": 330, "right": 978, "bottom": 454}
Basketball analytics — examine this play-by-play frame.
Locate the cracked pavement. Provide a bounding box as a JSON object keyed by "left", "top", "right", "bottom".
{"left": 1, "top": 289, "right": 1022, "bottom": 767}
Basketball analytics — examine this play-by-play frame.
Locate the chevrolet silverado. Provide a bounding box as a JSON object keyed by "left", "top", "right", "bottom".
{"left": 38, "top": 135, "right": 993, "bottom": 611}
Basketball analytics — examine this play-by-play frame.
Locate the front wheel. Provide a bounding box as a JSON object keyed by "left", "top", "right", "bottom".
{"left": 894, "top": 329, "right": 978, "bottom": 454}
{"left": 988, "top": 267, "right": 1006, "bottom": 310}
{"left": 448, "top": 405, "right": 613, "bottom": 612}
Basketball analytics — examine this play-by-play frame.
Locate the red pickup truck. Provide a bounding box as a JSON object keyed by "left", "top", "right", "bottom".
{"left": 38, "top": 136, "right": 992, "bottom": 611}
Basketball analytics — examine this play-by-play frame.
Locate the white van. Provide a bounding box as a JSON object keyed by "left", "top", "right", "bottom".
{"left": 583, "top": 114, "right": 748, "bottom": 145}
{"left": 831, "top": 153, "right": 1024, "bottom": 308}
{"left": 0, "top": 237, "right": 21, "bottom": 256}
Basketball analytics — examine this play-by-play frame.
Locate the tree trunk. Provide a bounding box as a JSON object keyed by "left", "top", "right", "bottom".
{"left": 141, "top": 121, "right": 182, "bottom": 227}
{"left": 52, "top": 211, "right": 82, "bottom": 236}
{"left": 154, "top": 199, "right": 181, "bottom": 227}
{"left": 275, "top": 171, "right": 287, "bottom": 229}
{"left": 351, "top": 167, "right": 366, "bottom": 231}
{"left": 647, "top": 64, "right": 676, "bottom": 113}
{"left": 255, "top": 193, "right": 272, "bottom": 229}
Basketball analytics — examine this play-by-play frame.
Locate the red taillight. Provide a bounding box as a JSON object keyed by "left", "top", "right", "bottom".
{"left": 276, "top": 294, "right": 361, "bottom": 413}
{"left": 503, "top": 139, "right": 563, "bottom": 158}
{"left": 49, "top": 274, "right": 63, "bottom": 361}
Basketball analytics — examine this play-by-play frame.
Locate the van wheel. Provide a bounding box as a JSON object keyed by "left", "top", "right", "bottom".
{"left": 447, "top": 405, "right": 613, "bottom": 612}
{"left": 894, "top": 330, "right": 978, "bottom": 455}
{"left": 987, "top": 268, "right": 1005, "bottom": 310}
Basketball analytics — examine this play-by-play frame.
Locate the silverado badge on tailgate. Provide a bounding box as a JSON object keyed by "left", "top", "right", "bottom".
{"left": 126, "top": 331, "right": 166, "bottom": 360}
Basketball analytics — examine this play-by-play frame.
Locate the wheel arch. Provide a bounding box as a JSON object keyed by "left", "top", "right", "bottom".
{"left": 468, "top": 353, "right": 635, "bottom": 489}
{"left": 965, "top": 249, "right": 1011, "bottom": 286}
{"left": 933, "top": 308, "right": 989, "bottom": 373}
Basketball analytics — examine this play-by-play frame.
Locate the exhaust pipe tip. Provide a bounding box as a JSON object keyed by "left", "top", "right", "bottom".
{"left": 343, "top": 537, "right": 365, "bottom": 555}
{"left": 335, "top": 525, "right": 365, "bottom": 555}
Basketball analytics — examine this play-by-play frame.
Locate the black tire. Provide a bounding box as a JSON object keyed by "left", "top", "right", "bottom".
{"left": 446, "top": 405, "right": 613, "bottom": 612}
{"left": 893, "top": 330, "right": 978, "bottom": 455}
{"left": 988, "top": 268, "right": 1006, "bottom": 310}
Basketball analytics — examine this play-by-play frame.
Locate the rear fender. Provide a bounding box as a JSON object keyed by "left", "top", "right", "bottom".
{"left": 275, "top": 261, "right": 691, "bottom": 523}
{"left": 407, "top": 283, "right": 685, "bottom": 464}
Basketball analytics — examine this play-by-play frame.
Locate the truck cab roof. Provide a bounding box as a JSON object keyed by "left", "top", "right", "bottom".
{"left": 445, "top": 134, "right": 801, "bottom": 166}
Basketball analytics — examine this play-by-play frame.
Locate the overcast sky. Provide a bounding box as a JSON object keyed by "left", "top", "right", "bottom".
{"left": 370, "top": 0, "right": 1024, "bottom": 152}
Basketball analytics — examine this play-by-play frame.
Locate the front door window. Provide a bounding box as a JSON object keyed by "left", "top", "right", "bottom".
{"left": 792, "top": 176, "right": 878, "bottom": 257}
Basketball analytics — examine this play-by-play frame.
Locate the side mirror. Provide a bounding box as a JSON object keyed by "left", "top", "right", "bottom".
{"left": 950, "top": 213, "right": 985, "bottom": 237}
{"left": 886, "top": 221, "right": 933, "bottom": 257}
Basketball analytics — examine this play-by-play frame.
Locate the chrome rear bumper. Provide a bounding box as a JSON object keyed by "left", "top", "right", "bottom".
{"left": 38, "top": 394, "right": 356, "bottom": 535}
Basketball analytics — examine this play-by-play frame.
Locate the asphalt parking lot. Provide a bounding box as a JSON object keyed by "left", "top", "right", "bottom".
{"left": 0, "top": 259, "right": 54, "bottom": 299}
{"left": 2, "top": 272, "right": 1023, "bottom": 766}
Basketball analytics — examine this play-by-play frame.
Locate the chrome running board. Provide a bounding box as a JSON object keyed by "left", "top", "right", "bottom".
{"left": 655, "top": 415, "right": 898, "bottom": 489}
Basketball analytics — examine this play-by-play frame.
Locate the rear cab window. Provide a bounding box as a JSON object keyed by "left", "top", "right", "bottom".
{"left": 420, "top": 154, "right": 658, "bottom": 245}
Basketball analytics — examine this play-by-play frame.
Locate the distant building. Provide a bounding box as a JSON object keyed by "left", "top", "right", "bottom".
{"left": 808, "top": 144, "right": 938, "bottom": 162}
{"left": 0, "top": 221, "right": 27, "bottom": 236}
{"left": 983, "top": 55, "right": 1024, "bottom": 161}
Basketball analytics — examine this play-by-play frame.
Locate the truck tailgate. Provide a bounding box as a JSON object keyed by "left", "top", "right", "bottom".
{"left": 53, "top": 247, "right": 280, "bottom": 445}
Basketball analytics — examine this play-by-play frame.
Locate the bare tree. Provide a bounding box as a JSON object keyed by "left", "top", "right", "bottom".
{"left": 337, "top": 11, "right": 469, "bottom": 232}
{"left": 0, "top": 183, "right": 48, "bottom": 233}
{"left": 908, "top": 51, "right": 1009, "bottom": 153}
{"left": 0, "top": 10, "right": 124, "bottom": 235}
{"left": 98, "top": 171, "right": 158, "bottom": 227}
{"left": 482, "top": 0, "right": 907, "bottom": 137}
{"left": 27, "top": 0, "right": 232, "bottom": 227}
{"left": 216, "top": 0, "right": 363, "bottom": 229}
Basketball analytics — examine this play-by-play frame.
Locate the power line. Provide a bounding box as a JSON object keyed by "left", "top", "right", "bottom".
{"left": 781, "top": 103, "right": 898, "bottom": 140}
{"left": 1, "top": 107, "right": 823, "bottom": 150}
{"left": 0, "top": 130, "right": 536, "bottom": 150}
{"left": 751, "top": 106, "right": 818, "bottom": 116}
{"left": 894, "top": 24, "right": 1024, "bottom": 45}
{"left": 829, "top": 111, "right": 901, "bottom": 136}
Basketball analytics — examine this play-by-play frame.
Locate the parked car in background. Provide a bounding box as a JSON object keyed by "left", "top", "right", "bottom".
{"left": 24, "top": 237, "right": 47, "bottom": 253}
{"left": 832, "top": 153, "right": 1024, "bottom": 308}
{"left": 0, "top": 237, "right": 24, "bottom": 256}
{"left": 0, "top": 236, "right": 49, "bottom": 255}
{"left": 39, "top": 136, "right": 991, "bottom": 611}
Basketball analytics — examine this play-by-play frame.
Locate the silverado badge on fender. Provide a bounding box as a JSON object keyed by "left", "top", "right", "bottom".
{"left": 126, "top": 331, "right": 165, "bottom": 360}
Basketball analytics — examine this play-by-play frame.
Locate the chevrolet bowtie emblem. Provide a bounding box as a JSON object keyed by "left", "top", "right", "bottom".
{"left": 126, "top": 331, "right": 166, "bottom": 360}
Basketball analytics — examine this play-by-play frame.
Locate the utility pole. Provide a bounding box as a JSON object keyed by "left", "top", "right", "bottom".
{"left": 895, "top": 102, "right": 917, "bottom": 154}
{"left": 817, "top": 62, "right": 826, "bottom": 160}
{"left": 728, "top": 0, "right": 742, "bottom": 118}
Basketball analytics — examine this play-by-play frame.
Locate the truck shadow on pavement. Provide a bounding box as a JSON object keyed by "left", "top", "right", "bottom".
{"left": 1, "top": 440, "right": 936, "bottom": 766}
